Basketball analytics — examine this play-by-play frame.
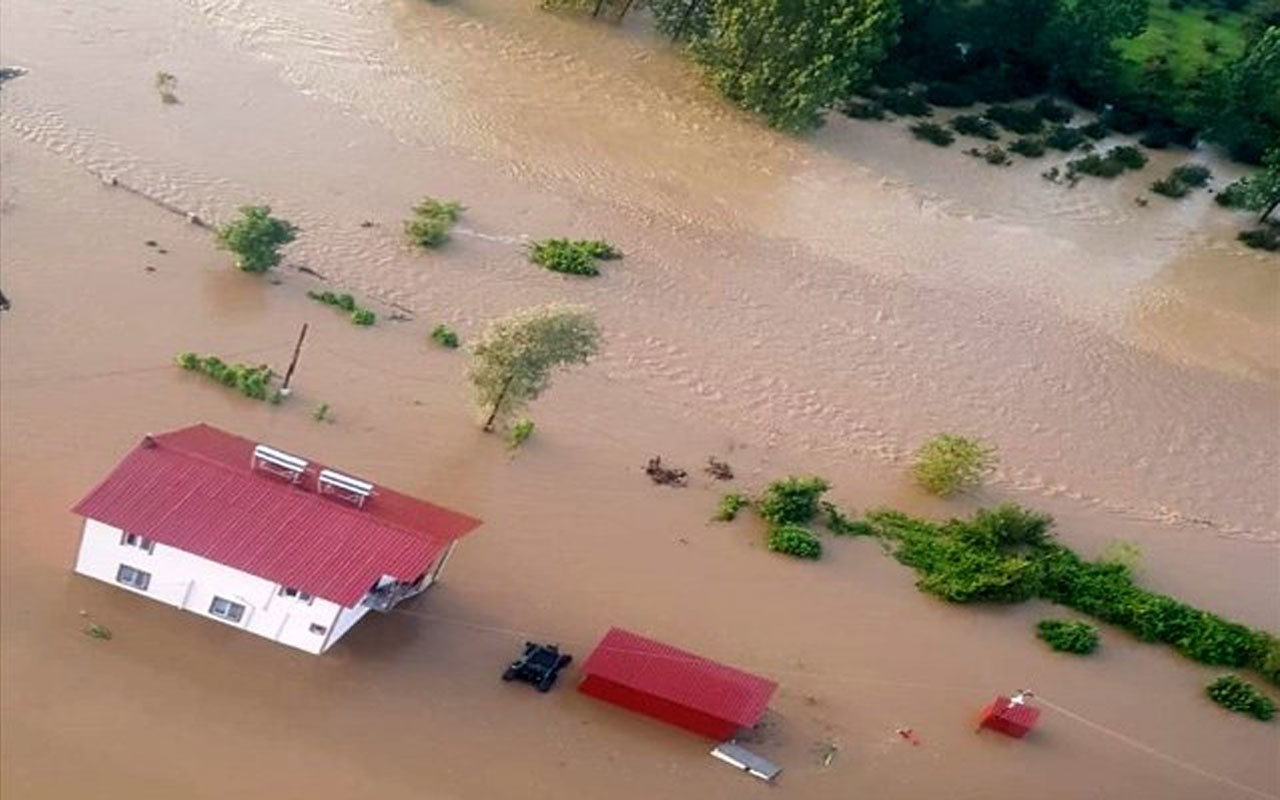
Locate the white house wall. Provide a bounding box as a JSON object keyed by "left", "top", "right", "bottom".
{"left": 74, "top": 518, "right": 369, "bottom": 655}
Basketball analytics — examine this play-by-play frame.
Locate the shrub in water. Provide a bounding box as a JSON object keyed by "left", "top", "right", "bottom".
{"left": 1034, "top": 98, "right": 1074, "bottom": 124}
{"left": 1109, "top": 145, "right": 1148, "bottom": 170}
{"left": 881, "top": 88, "right": 931, "bottom": 117}
{"left": 215, "top": 205, "right": 298, "bottom": 273}
{"left": 1009, "top": 137, "right": 1048, "bottom": 158}
{"left": 404, "top": 197, "right": 463, "bottom": 248}
{"left": 529, "top": 238, "right": 621, "bottom": 276}
{"left": 1216, "top": 181, "right": 1252, "bottom": 208}
{"left": 768, "top": 525, "right": 823, "bottom": 559}
{"left": 967, "top": 145, "right": 1011, "bottom": 165}
{"left": 926, "top": 82, "right": 976, "bottom": 108}
{"left": 176, "top": 352, "right": 276, "bottom": 401}
{"left": 821, "top": 501, "right": 872, "bottom": 535}
{"left": 1139, "top": 126, "right": 1174, "bottom": 150}
{"left": 430, "top": 324, "right": 459, "bottom": 348}
{"left": 1037, "top": 619, "right": 1100, "bottom": 654}
{"left": 843, "top": 99, "right": 886, "bottom": 120}
{"left": 909, "top": 122, "right": 955, "bottom": 147}
{"left": 912, "top": 433, "right": 995, "bottom": 496}
{"left": 1080, "top": 119, "right": 1110, "bottom": 140}
{"left": 714, "top": 493, "right": 750, "bottom": 522}
{"left": 1171, "top": 164, "right": 1212, "bottom": 188}
{"left": 951, "top": 114, "right": 1000, "bottom": 140}
{"left": 1206, "top": 675, "right": 1276, "bottom": 721}
{"left": 351, "top": 309, "right": 376, "bottom": 326}
{"left": 1045, "top": 125, "right": 1087, "bottom": 152}
{"left": 1101, "top": 108, "right": 1146, "bottom": 135}
{"left": 984, "top": 104, "right": 1044, "bottom": 135}
{"left": 1151, "top": 176, "right": 1190, "bottom": 198}
{"left": 508, "top": 418, "right": 535, "bottom": 448}
{"left": 1239, "top": 225, "right": 1280, "bottom": 251}
{"left": 309, "top": 290, "right": 375, "bottom": 325}
{"left": 756, "top": 476, "right": 830, "bottom": 526}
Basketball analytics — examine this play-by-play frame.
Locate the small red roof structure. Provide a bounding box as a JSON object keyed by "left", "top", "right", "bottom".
{"left": 72, "top": 423, "right": 481, "bottom": 607}
{"left": 578, "top": 628, "right": 777, "bottom": 740}
{"left": 978, "top": 695, "right": 1041, "bottom": 739}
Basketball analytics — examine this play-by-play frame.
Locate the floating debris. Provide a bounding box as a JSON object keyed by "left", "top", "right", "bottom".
{"left": 0, "top": 66, "right": 28, "bottom": 87}
{"left": 645, "top": 456, "right": 687, "bottom": 487}
{"left": 155, "top": 70, "right": 179, "bottom": 104}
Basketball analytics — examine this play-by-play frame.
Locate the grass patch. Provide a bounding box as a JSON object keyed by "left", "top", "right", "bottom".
{"left": 1117, "top": 0, "right": 1249, "bottom": 90}
{"left": 909, "top": 121, "right": 955, "bottom": 146}
{"left": 951, "top": 114, "right": 1000, "bottom": 140}
{"left": 430, "top": 323, "right": 460, "bottom": 348}
{"left": 1037, "top": 619, "right": 1100, "bottom": 654}
{"left": 1206, "top": 675, "right": 1276, "bottom": 721}
{"left": 528, "top": 238, "right": 621, "bottom": 276}
{"left": 404, "top": 197, "right": 464, "bottom": 249}
{"left": 714, "top": 492, "right": 751, "bottom": 522}
{"left": 175, "top": 352, "right": 278, "bottom": 401}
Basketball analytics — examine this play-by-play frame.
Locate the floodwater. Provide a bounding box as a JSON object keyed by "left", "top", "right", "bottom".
{"left": 1, "top": 0, "right": 1277, "bottom": 798}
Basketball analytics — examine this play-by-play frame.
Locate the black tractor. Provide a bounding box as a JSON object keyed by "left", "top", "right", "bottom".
{"left": 502, "top": 642, "right": 573, "bottom": 692}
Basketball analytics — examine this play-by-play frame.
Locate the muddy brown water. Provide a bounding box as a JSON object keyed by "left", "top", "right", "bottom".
{"left": 1, "top": 0, "right": 1278, "bottom": 798}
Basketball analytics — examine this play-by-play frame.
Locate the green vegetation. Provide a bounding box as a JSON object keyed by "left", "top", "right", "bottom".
{"left": 1009, "top": 137, "right": 1048, "bottom": 158}
{"left": 508, "top": 418, "right": 536, "bottom": 448}
{"left": 528, "top": 238, "right": 621, "bottom": 276}
{"left": 686, "top": 0, "right": 900, "bottom": 131}
{"left": 1100, "top": 540, "right": 1143, "bottom": 570}
{"left": 469, "top": 303, "right": 601, "bottom": 432}
{"left": 1044, "top": 124, "right": 1088, "bottom": 152}
{"left": 912, "top": 433, "right": 996, "bottom": 496}
{"left": 1206, "top": 675, "right": 1276, "bottom": 721}
{"left": 984, "top": 104, "right": 1045, "bottom": 135}
{"left": 910, "top": 121, "right": 955, "bottom": 146}
{"left": 1172, "top": 163, "right": 1214, "bottom": 187}
{"left": 714, "top": 492, "right": 751, "bottom": 521}
{"left": 1239, "top": 222, "right": 1280, "bottom": 251}
{"left": 1151, "top": 175, "right": 1192, "bottom": 197}
{"left": 1222, "top": 147, "right": 1280, "bottom": 222}
{"left": 1080, "top": 119, "right": 1111, "bottom": 139}
{"left": 966, "top": 144, "right": 1011, "bottom": 165}
{"left": 843, "top": 98, "right": 887, "bottom": 120}
{"left": 756, "top": 475, "right": 830, "bottom": 526}
{"left": 866, "top": 504, "right": 1280, "bottom": 684}
{"left": 767, "top": 524, "right": 823, "bottom": 559}
{"left": 822, "top": 500, "right": 874, "bottom": 535}
{"left": 307, "top": 290, "right": 376, "bottom": 326}
{"left": 951, "top": 114, "right": 1001, "bottom": 140}
{"left": 404, "top": 197, "right": 463, "bottom": 249}
{"left": 176, "top": 352, "right": 277, "bottom": 401}
{"left": 430, "top": 324, "right": 460, "bottom": 348}
{"left": 1037, "top": 619, "right": 1100, "bottom": 654}
{"left": 313, "top": 403, "right": 332, "bottom": 422}
{"left": 215, "top": 206, "right": 298, "bottom": 273}
{"left": 926, "top": 82, "right": 977, "bottom": 107}
{"left": 83, "top": 623, "right": 113, "bottom": 640}
{"left": 1064, "top": 145, "right": 1149, "bottom": 181}
{"left": 882, "top": 88, "right": 933, "bottom": 117}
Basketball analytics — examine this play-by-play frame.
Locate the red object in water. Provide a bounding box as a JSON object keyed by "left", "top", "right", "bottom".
{"left": 978, "top": 696, "right": 1041, "bottom": 738}
{"left": 578, "top": 628, "right": 777, "bottom": 740}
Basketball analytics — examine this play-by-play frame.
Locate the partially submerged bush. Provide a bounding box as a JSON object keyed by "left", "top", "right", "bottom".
{"left": 430, "top": 323, "right": 459, "bottom": 348}
{"left": 1206, "top": 675, "right": 1276, "bottom": 721}
{"left": 176, "top": 352, "right": 276, "bottom": 401}
{"left": 508, "top": 418, "right": 535, "bottom": 448}
{"left": 1045, "top": 125, "right": 1087, "bottom": 152}
{"left": 215, "top": 205, "right": 298, "bottom": 272}
{"left": 714, "top": 493, "right": 750, "bottom": 522}
{"left": 1171, "top": 164, "right": 1212, "bottom": 188}
{"left": 529, "top": 238, "right": 621, "bottom": 276}
{"left": 966, "top": 145, "right": 1011, "bottom": 166}
{"left": 1067, "top": 153, "right": 1126, "bottom": 179}
{"left": 909, "top": 122, "right": 955, "bottom": 147}
{"left": 951, "top": 114, "right": 1000, "bottom": 140}
{"left": 1151, "top": 176, "right": 1191, "bottom": 198}
{"left": 1216, "top": 181, "right": 1252, "bottom": 208}
{"left": 822, "top": 501, "right": 872, "bottom": 536}
{"left": 756, "top": 476, "right": 830, "bottom": 526}
{"left": 912, "top": 433, "right": 995, "bottom": 496}
{"left": 1080, "top": 119, "right": 1110, "bottom": 140}
{"left": 351, "top": 308, "right": 376, "bottom": 326}
{"left": 1109, "top": 145, "right": 1148, "bottom": 170}
{"left": 767, "top": 525, "right": 823, "bottom": 559}
{"left": 308, "top": 290, "right": 375, "bottom": 326}
{"left": 984, "top": 104, "right": 1044, "bottom": 135}
{"left": 926, "top": 82, "right": 976, "bottom": 108}
{"left": 1239, "top": 224, "right": 1280, "bottom": 251}
{"left": 1009, "top": 137, "right": 1048, "bottom": 158}
{"left": 1037, "top": 619, "right": 1100, "bottom": 654}
{"left": 881, "top": 88, "right": 931, "bottom": 117}
{"left": 843, "top": 99, "right": 886, "bottom": 120}
{"left": 1034, "top": 98, "right": 1073, "bottom": 124}
{"left": 404, "top": 197, "right": 463, "bottom": 248}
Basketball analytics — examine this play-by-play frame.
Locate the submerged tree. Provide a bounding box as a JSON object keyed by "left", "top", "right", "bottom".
{"left": 215, "top": 205, "right": 298, "bottom": 273}
{"left": 469, "top": 304, "right": 601, "bottom": 432}
{"left": 689, "top": 0, "right": 900, "bottom": 132}
{"left": 912, "top": 433, "right": 996, "bottom": 497}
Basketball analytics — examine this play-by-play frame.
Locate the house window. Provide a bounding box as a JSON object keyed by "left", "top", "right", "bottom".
{"left": 309, "top": 623, "right": 328, "bottom": 635}
{"left": 120, "top": 532, "right": 155, "bottom": 553}
{"left": 208, "top": 596, "right": 246, "bottom": 623}
{"left": 279, "top": 586, "right": 314, "bottom": 604}
{"left": 115, "top": 564, "right": 151, "bottom": 591}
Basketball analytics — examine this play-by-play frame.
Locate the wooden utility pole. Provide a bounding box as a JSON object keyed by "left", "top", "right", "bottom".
{"left": 280, "top": 323, "right": 308, "bottom": 395}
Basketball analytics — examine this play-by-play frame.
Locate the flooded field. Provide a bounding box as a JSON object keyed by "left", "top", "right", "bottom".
{"left": 1, "top": 0, "right": 1277, "bottom": 798}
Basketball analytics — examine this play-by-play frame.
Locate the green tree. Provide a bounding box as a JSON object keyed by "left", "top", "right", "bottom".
{"left": 650, "top": 0, "right": 712, "bottom": 40}
{"left": 1209, "top": 28, "right": 1280, "bottom": 165}
{"left": 1040, "top": 0, "right": 1148, "bottom": 91}
{"left": 912, "top": 433, "right": 996, "bottom": 496}
{"left": 689, "top": 0, "right": 900, "bottom": 132}
{"left": 215, "top": 206, "right": 298, "bottom": 272}
{"left": 469, "top": 304, "right": 601, "bottom": 432}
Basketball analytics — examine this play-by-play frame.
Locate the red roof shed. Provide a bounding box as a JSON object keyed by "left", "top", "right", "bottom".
{"left": 578, "top": 628, "right": 777, "bottom": 740}
{"left": 979, "top": 696, "right": 1041, "bottom": 739}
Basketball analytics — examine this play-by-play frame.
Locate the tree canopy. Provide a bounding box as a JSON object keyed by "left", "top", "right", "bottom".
{"left": 689, "top": 0, "right": 900, "bottom": 132}
{"left": 469, "top": 304, "right": 601, "bottom": 432}
{"left": 1211, "top": 27, "right": 1280, "bottom": 164}
{"left": 215, "top": 206, "right": 298, "bottom": 273}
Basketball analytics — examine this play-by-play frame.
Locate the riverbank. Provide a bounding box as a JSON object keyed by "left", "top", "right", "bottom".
{"left": 1, "top": 0, "right": 1277, "bottom": 797}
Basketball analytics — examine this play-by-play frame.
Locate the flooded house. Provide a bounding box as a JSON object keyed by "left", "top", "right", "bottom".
{"left": 71, "top": 423, "right": 481, "bottom": 654}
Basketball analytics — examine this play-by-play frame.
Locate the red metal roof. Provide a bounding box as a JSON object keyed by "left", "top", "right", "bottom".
{"left": 72, "top": 424, "right": 481, "bottom": 607}
{"left": 580, "top": 628, "right": 777, "bottom": 729}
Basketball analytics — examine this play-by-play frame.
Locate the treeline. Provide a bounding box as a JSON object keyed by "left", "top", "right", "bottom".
{"left": 572, "top": 0, "right": 1278, "bottom": 164}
